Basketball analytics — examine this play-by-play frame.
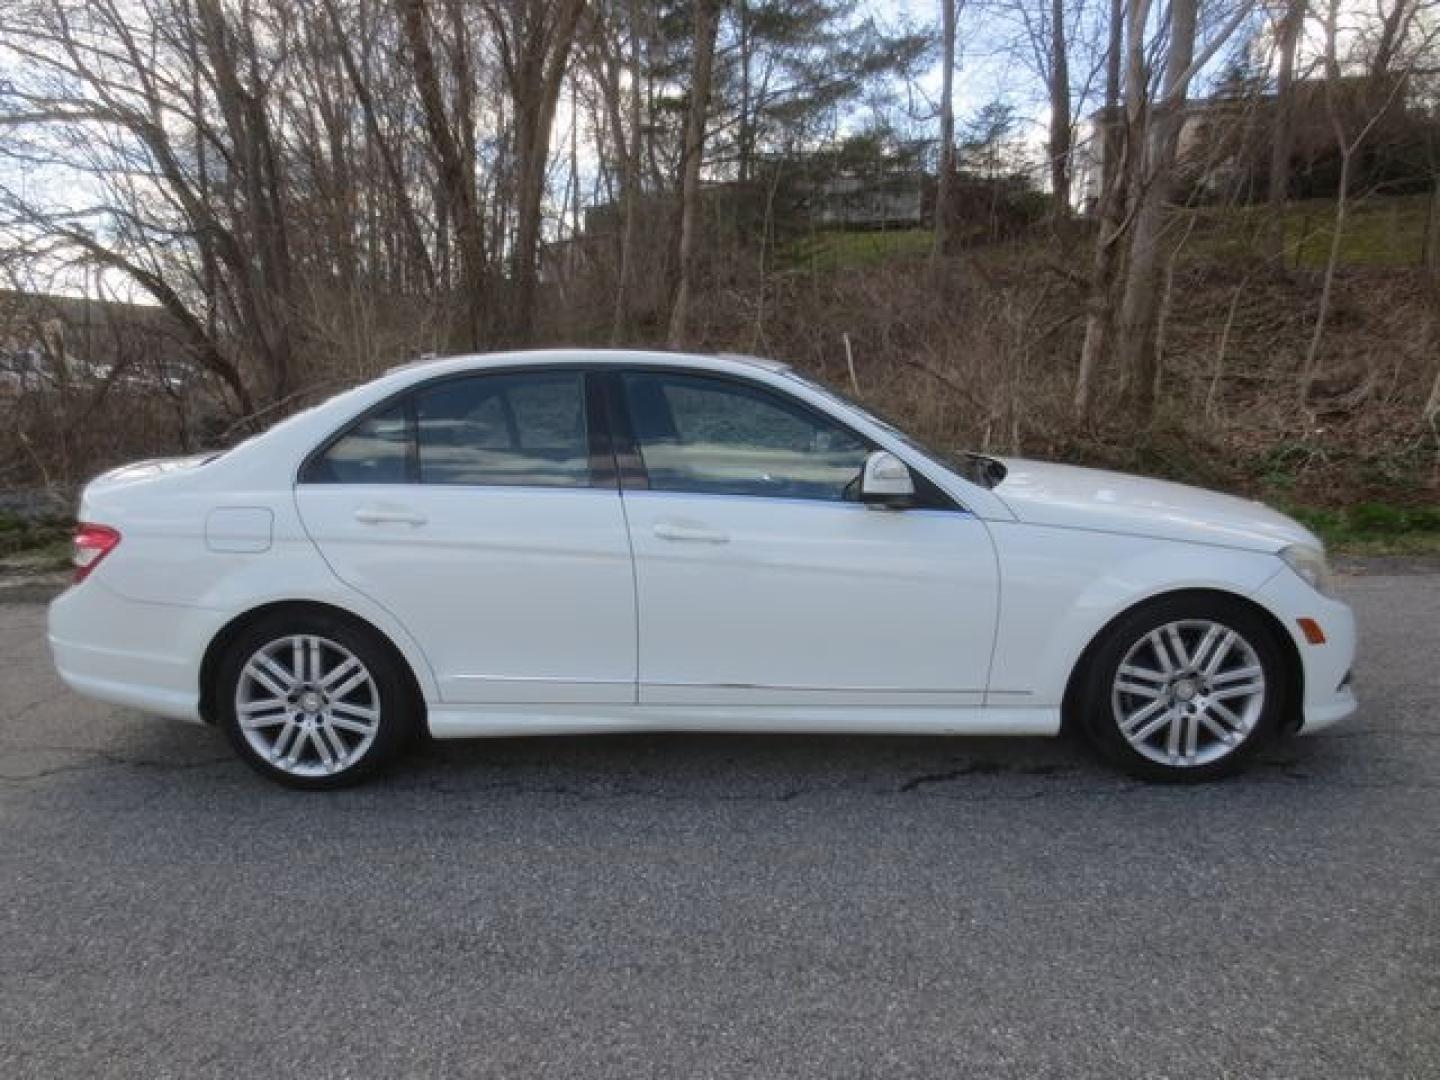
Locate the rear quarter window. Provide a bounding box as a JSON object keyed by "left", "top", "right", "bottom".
{"left": 305, "top": 402, "right": 410, "bottom": 483}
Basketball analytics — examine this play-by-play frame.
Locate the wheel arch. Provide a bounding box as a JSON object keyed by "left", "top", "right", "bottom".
{"left": 1059, "top": 587, "right": 1304, "bottom": 738}
{"left": 198, "top": 599, "right": 428, "bottom": 728}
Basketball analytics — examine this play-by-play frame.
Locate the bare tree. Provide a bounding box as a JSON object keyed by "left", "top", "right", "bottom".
{"left": 1370, "top": 0, "right": 1419, "bottom": 77}
{"left": 0, "top": 0, "right": 317, "bottom": 411}
{"left": 934, "top": 0, "right": 960, "bottom": 255}
{"left": 1300, "top": 0, "right": 1431, "bottom": 400}
{"left": 1047, "top": 0, "right": 1074, "bottom": 214}
{"left": 323, "top": 0, "right": 437, "bottom": 293}
{"left": 398, "top": 0, "right": 491, "bottom": 348}
{"left": 1265, "top": 0, "right": 1306, "bottom": 263}
{"left": 1110, "top": 0, "right": 1255, "bottom": 417}
{"left": 668, "top": 0, "right": 721, "bottom": 348}
{"left": 615, "top": 0, "right": 645, "bottom": 341}
{"left": 195, "top": 0, "right": 299, "bottom": 400}
{"left": 1074, "top": 0, "right": 1128, "bottom": 416}
{"left": 483, "top": 0, "right": 588, "bottom": 342}
{"left": 583, "top": 0, "right": 646, "bottom": 340}
{"left": 996, "top": 0, "right": 1090, "bottom": 218}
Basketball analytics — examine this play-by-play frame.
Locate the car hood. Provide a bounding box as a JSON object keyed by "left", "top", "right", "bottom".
{"left": 990, "top": 457, "right": 1318, "bottom": 552}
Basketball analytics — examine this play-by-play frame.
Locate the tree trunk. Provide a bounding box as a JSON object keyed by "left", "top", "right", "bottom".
{"left": 196, "top": 0, "right": 296, "bottom": 403}
{"left": 1266, "top": 0, "right": 1305, "bottom": 265}
{"left": 1047, "top": 0, "right": 1072, "bottom": 218}
{"left": 1424, "top": 335, "right": 1440, "bottom": 421}
{"left": 398, "top": 0, "right": 488, "bottom": 349}
{"left": 326, "top": 0, "right": 436, "bottom": 292}
{"left": 1425, "top": 173, "right": 1440, "bottom": 279}
{"left": 1370, "top": 0, "right": 1416, "bottom": 79}
{"left": 1301, "top": 0, "right": 1356, "bottom": 402}
{"left": 1075, "top": 142, "right": 1128, "bottom": 416}
{"left": 612, "top": 0, "right": 643, "bottom": 341}
{"left": 1112, "top": 0, "right": 1200, "bottom": 419}
{"left": 1113, "top": 105, "right": 1186, "bottom": 417}
{"left": 1073, "top": 0, "right": 1125, "bottom": 417}
{"left": 505, "top": 0, "right": 586, "bottom": 344}
{"left": 667, "top": 0, "right": 720, "bottom": 349}
{"left": 1301, "top": 145, "right": 1351, "bottom": 400}
{"left": 512, "top": 98, "right": 549, "bottom": 342}
{"left": 737, "top": 0, "right": 753, "bottom": 185}
{"left": 933, "top": 0, "right": 958, "bottom": 255}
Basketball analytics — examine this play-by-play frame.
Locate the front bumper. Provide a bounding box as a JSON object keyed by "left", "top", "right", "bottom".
{"left": 1252, "top": 566, "right": 1358, "bottom": 734}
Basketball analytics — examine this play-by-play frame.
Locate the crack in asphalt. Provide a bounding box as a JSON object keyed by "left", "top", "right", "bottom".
{"left": 4, "top": 747, "right": 1437, "bottom": 799}
{"left": 0, "top": 759, "right": 115, "bottom": 783}
{"left": 0, "top": 688, "right": 72, "bottom": 723}
{"left": 899, "top": 766, "right": 995, "bottom": 791}
{"left": 396, "top": 772, "right": 1121, "bottom": 804}
{"left": 392, "top": 773, "right": 812, "bottom": 802}
{"left": 898, "top": 761, "right": 1071, "bottom": 792}
{"left": 0, "top": 744, "right": 234, "bottom": 783}
{"left": 1317, "top": 729, "right": 1440, "bottom": 740}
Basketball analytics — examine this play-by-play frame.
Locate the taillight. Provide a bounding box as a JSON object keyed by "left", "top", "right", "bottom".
{"left": 73, "top": 522, "right": 121, "bottom": 582}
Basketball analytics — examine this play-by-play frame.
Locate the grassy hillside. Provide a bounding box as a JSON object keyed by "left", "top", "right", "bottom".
{"left": 785, "top": 228, "right": 935, "bottom": 271}
{"left": 1188, "top": 194, "right": 1432, "bottom": 269}
{"left": 788, "top": 194, "right": 1434, "bottom": 273}
{"left": 4, "top": 197, "right": 1435, "bottom": 562}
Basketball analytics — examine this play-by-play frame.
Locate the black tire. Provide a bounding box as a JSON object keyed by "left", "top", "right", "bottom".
{"left": 1075, "top": 593, "right": 1291, "bottom": 783}
{"left": 215, "top": 609, "right": 419, "bottom": 790}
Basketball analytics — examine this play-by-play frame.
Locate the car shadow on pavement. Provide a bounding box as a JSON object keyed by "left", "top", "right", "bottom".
{"left": 11, "top": 705, "right": 1342, "bottom": 802}
{"left": 318, "top": 726, "right": 1334, "bottom": 801}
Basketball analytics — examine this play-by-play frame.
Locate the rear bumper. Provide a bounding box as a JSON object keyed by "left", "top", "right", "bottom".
{"left": 48, "top": 580, "right": 220, "bottom": 723}
{"left": 1252, "top": 567, "right": 1358, "bottom": 734}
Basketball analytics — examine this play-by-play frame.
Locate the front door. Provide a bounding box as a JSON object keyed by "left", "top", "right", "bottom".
{"left": 611, "top": 369, "right": 999, "bottom": 707}
{"left": 296, "top": 368, "right": 636, "bottom": 704}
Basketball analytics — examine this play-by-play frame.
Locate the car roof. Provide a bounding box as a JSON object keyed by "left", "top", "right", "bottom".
{"left": 385, "top": 348, "right": 790, "bottom": 380}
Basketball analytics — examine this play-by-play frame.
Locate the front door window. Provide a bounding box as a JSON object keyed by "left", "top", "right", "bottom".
{"left": 620, "top": 371, "right": 870, "bottom": 501}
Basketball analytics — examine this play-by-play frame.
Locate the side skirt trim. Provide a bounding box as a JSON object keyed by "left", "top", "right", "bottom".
{"left": 426, "top": 705, "right": 1060, "bottom": 739}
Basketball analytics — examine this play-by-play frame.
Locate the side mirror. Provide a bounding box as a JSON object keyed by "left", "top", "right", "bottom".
{"left": 860, "top": 450, "right": 915, "bottom": 508}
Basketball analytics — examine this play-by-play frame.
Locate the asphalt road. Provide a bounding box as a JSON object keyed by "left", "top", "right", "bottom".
{"left": 2, "top": 571, "right": 1437, "bottom": 1079}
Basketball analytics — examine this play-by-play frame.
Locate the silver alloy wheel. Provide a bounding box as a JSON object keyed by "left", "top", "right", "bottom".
{"left": 1111, "top": 619, "right": 1267, "bottom": 768}
{"left": 234, "top": 635, "right": 381, "bottom": 778}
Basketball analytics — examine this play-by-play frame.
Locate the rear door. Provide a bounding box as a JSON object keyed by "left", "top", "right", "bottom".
{"left": 609, "top": 368, "right": 999, "bottom": 708}
{"left": 295, "top": 367, "right": 637, "bottom": 704}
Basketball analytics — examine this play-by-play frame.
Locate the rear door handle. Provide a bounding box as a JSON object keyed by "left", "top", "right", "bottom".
{"left": 653, "top": 521, "right": 729, "bottom": 544}
{"left": 353, "top": 506, "right": 427, "bottom": 527}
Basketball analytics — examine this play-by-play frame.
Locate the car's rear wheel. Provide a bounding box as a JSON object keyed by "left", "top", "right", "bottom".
{"left": 1078, "top": 594, "right": 1289, "bottom": 781}
{"left": 216, "top": 612, "right": 416, "bottom": 789}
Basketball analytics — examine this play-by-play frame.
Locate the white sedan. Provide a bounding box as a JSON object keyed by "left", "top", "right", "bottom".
{"left": 48, "top": 350, "right": 1356, "bottom": 788}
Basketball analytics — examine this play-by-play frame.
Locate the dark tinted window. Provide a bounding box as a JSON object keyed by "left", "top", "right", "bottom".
{"left": 416, "top": 371, "right": 590, "bottom": 487}
{"left": 622, "top": 372, "right": 869, "bottom": 500}
{"left": 309, "top": 401, "right": 409, "bottom": 483}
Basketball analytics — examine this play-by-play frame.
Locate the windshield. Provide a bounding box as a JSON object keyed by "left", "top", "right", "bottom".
{"left": 782, "top": 370, "right": 1005, "bottom": 489}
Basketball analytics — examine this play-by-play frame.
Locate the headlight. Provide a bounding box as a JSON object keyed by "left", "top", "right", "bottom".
{"left": 1280, "top": 544, "right": 1336, "bottom": 597}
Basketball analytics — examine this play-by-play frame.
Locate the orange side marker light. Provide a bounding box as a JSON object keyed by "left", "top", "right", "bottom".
{"left": 1297, "top": 618, "right": 1327, "bottom": 645}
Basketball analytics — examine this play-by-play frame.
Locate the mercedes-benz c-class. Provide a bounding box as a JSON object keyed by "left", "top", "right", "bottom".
{"left": 48, "top": 350, "right": 1356, "bottom": 788}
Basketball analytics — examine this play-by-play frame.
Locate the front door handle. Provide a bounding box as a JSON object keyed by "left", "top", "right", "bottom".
{"left": 353, "top": 506, "right": 427, "bottom": 527}
{"left": 653, "top": 521, "right": 729, "bottom": 544}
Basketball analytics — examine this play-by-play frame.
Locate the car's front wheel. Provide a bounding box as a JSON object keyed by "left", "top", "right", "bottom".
{"left": 216, "top": 612, "right": 417, "bottom": 789}
{"left": 1078, "top": 594, "right": 1290, "bottom": 781}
